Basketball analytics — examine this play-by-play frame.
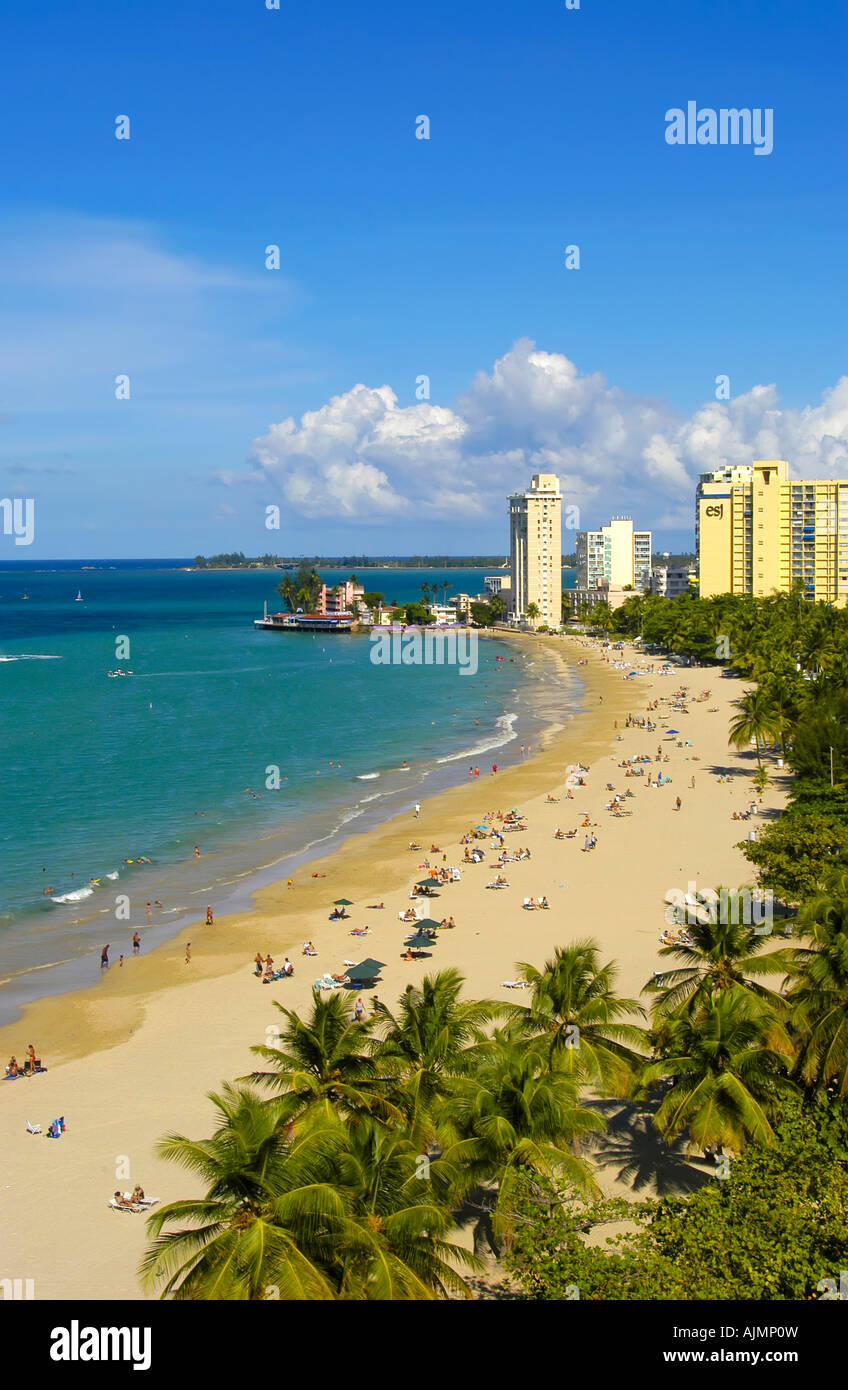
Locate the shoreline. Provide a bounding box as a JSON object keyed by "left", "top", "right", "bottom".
{"left": 0, "top": 631, "right": 576, "bottom": 1026}
{"left": 0, "top": 634, "right": 595, "bottom": 1063}
{"left": 0, "top": 635, "right": 790, "bottom": 1300}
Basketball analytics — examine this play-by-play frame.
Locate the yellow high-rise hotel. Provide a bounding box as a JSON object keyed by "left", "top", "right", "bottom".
{"left": 697, "top": 460, "right": 848, "bottom": 607}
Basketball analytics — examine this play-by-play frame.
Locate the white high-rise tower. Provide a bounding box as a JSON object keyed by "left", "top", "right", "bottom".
{"left": 508, "top": 472, "right": 562, "bottom": 627}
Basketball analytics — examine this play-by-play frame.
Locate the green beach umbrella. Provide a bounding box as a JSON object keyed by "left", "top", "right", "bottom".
{"left": 404, "top": 931, "right": 436, "bottom": 950}
{"left": 333, "top": 898, "right": 354, "bottom": 906}
{"left": 344, "top": 958, "right": 386, "bottom": 983}
{"left": 415, "top": 877, "right": 440, "bottom": 887}
{"left": 414, "top": 918, "right": 444, "bottom": 931}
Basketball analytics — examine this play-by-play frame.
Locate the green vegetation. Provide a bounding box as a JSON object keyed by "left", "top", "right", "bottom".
{"left": 141, "top": 902, "right": 848, "bottom": 1298}
{"left": 141, "top": 587, "right": 848, "bottom": 1299}
{"left": 504, "top": 1095, "right": 848, "bottom": 1300}
{"left": 276, "top": 565, "right": 323, "bottom": 613}
{"left": 193, "top": 554, "right": 516, "bottom": 570}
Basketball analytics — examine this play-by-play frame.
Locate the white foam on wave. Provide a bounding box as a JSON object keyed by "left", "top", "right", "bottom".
{"left": 356, "top": 773, "right": 380, "bottom": 780}
{"left": 50, "top": 886, "right": 95, "bottom": 904}
{"left": 0, "top": 654, "right": 62, "bottom": 662}
{"left": 105, "top": 871, "right": 119, "bottom": 880}
{"left": 435, "top": 712, "right": 519, "bottom": 765}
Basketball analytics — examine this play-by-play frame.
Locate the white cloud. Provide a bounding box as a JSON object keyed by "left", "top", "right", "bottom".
{"left": 243, "top": 340, "right": 848, "bottom": 532}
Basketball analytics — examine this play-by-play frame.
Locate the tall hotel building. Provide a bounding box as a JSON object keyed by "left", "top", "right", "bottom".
{"left": 576, "top": 517, "right": 653, "bottom": 592}
{"left": 697, "top": 460, "right": 848, "bottom": 605}
{"left": 508, "top": 472, "right": 562, "bottom": 627}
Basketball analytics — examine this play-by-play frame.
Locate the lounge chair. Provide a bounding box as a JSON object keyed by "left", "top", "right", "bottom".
{"left": 501, "top": 980, "right": 528, "bottom": 990}
{"left": 108, "top": 1199, "right": 143, "bottom": 1212}
{"left": 522, "top": 898, "right": 537, "bottom": 910}
{"left": 26, "top": 1120, "right": 41, "bottom": 1134}
{"left": 486, "top": 881, "right": 509, "bottom": 890}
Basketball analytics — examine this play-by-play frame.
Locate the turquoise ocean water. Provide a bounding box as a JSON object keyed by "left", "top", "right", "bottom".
{"left": 0, "top": 563, "right": 580, "bottom": 1021}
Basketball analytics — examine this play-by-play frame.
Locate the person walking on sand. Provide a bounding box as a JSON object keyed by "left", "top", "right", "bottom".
{"left": 185, "top": 942, "right": 192, "bottom": 965}
{"left": 100, "top": 944, "right": 110, "bottom": 971}
{"left": 689, "top": 776, "right": 695, "bottom": 789}
{"left": 675, "top": 796, "right": 682, "bottom": 812}
{"left": 414, "top": 802, "right": 421, "bottom": 819}
{"left": 353, "top": 997, "right": 364, "bottom": 1021}
{"left": 205, "top": 905, "right": 214, "bottom": 925}
{"left": 132, "top": 931, "right": 140, "bottom": 955}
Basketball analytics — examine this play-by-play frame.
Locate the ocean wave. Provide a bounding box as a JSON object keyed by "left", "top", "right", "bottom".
{"left": 0, "top": 654, "right": 62, "bottom": 662}
{"left": 50, "top": 886, "right": 95, "bottom": 903}
{"left": 435, "top": 712, "right": 519, "bottom": 765}
{"left": 356, "top": 773, "right": 380, "bottom": 780}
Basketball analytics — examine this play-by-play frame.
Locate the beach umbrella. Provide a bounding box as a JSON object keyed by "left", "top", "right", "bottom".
{"left": 475, "top": 824, "right": 490, "bottom": 831}
{"left": 404, "top": 931, "right": 436, "bottom": 949}
{"left": 333, "top": 898, "right": 354, "bottom": 906}
{"left": 344, "top": 958, "right": 386, "bottom": 983}
{"left": 415, "top": 877, "right": 440, "bottom": 887}
{"left": 414, "top": 918, "right": 444, "bottom": 932}
{"left": 665, "top": 729, "right": 679, "bottom": 735}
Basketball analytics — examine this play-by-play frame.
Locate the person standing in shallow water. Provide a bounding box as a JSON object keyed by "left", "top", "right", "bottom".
{"left": 100, "top": 945, "right": 110, "bottom": 970}
{"left": 132, "top": 932, "right": 140, "bottom": 955}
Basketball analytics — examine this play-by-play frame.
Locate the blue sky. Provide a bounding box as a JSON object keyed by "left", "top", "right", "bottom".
{"left": 1, "top": 0, "right": 846, "bottom": 558}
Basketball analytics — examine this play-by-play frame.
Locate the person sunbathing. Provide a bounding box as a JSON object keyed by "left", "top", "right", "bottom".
{"left": 555, "top": 828, "right": 565, "bottom": 839}
{"left": 539, "top": 896, "right": 549, "bottom": 909}
{"left": 6, "top": 1056, "right": 19, "bottom": 1077}
{"left": 302, "top": 941, "right": 318, "bottom": 955}
{"left": 367, "top": 902, "right": 384, "bottom": 909}
{"left": 131, "top": 1185, "right": 145, "bottom": 1203}
{"left": 113, "top": 1190, "right": 136, "bottom": 1209}
{"left": 402, "top": 948, "right": 414, "bottom": 961}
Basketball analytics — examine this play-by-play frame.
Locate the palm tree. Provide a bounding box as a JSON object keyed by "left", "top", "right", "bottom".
{"left": 442, "top": 1024, "right": 602, "bottom": 1239}
{"left": 642, "top": 988, "right": 796, "bottom": 1154}
{"left": 373, "top": 969, "right": 503, "bottom": 1144}
{"left": 244, "top": 993, "right": 401, "bottom": 1124}
{"left": 525, "top": 602, "right": 540, "bottom": 625}
{"left": 332, "top": 1116, "right": 479, "bottom": 1299}
{"left": 515, "top": 941, "right": 645, "bottom": 1095}
{"left": 139, "top": 1085, "right": 347, "bottom": 1299}
{"left": 729, "top": 687, "right": 777, "bottom": 766}
{"left": 644, "top": 916, "right": 790, "bottom": 1023}
{"left": 420, "top": 582, "right": 431, "bottom": 606}
{"left": 785, "top": 872, "right": 848, "bottom": 1097}
{"left": 752, "top": 765, "right": 770, "bottom": 796}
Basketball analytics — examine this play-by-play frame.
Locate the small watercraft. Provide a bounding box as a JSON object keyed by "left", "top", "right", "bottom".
{"left": 75, "top": 591, "right": 83, "bottom": 602}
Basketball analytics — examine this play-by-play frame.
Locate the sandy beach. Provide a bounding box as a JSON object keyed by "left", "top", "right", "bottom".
{"left": 0, "top": 635, "right": 788, "bottom": 1300}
